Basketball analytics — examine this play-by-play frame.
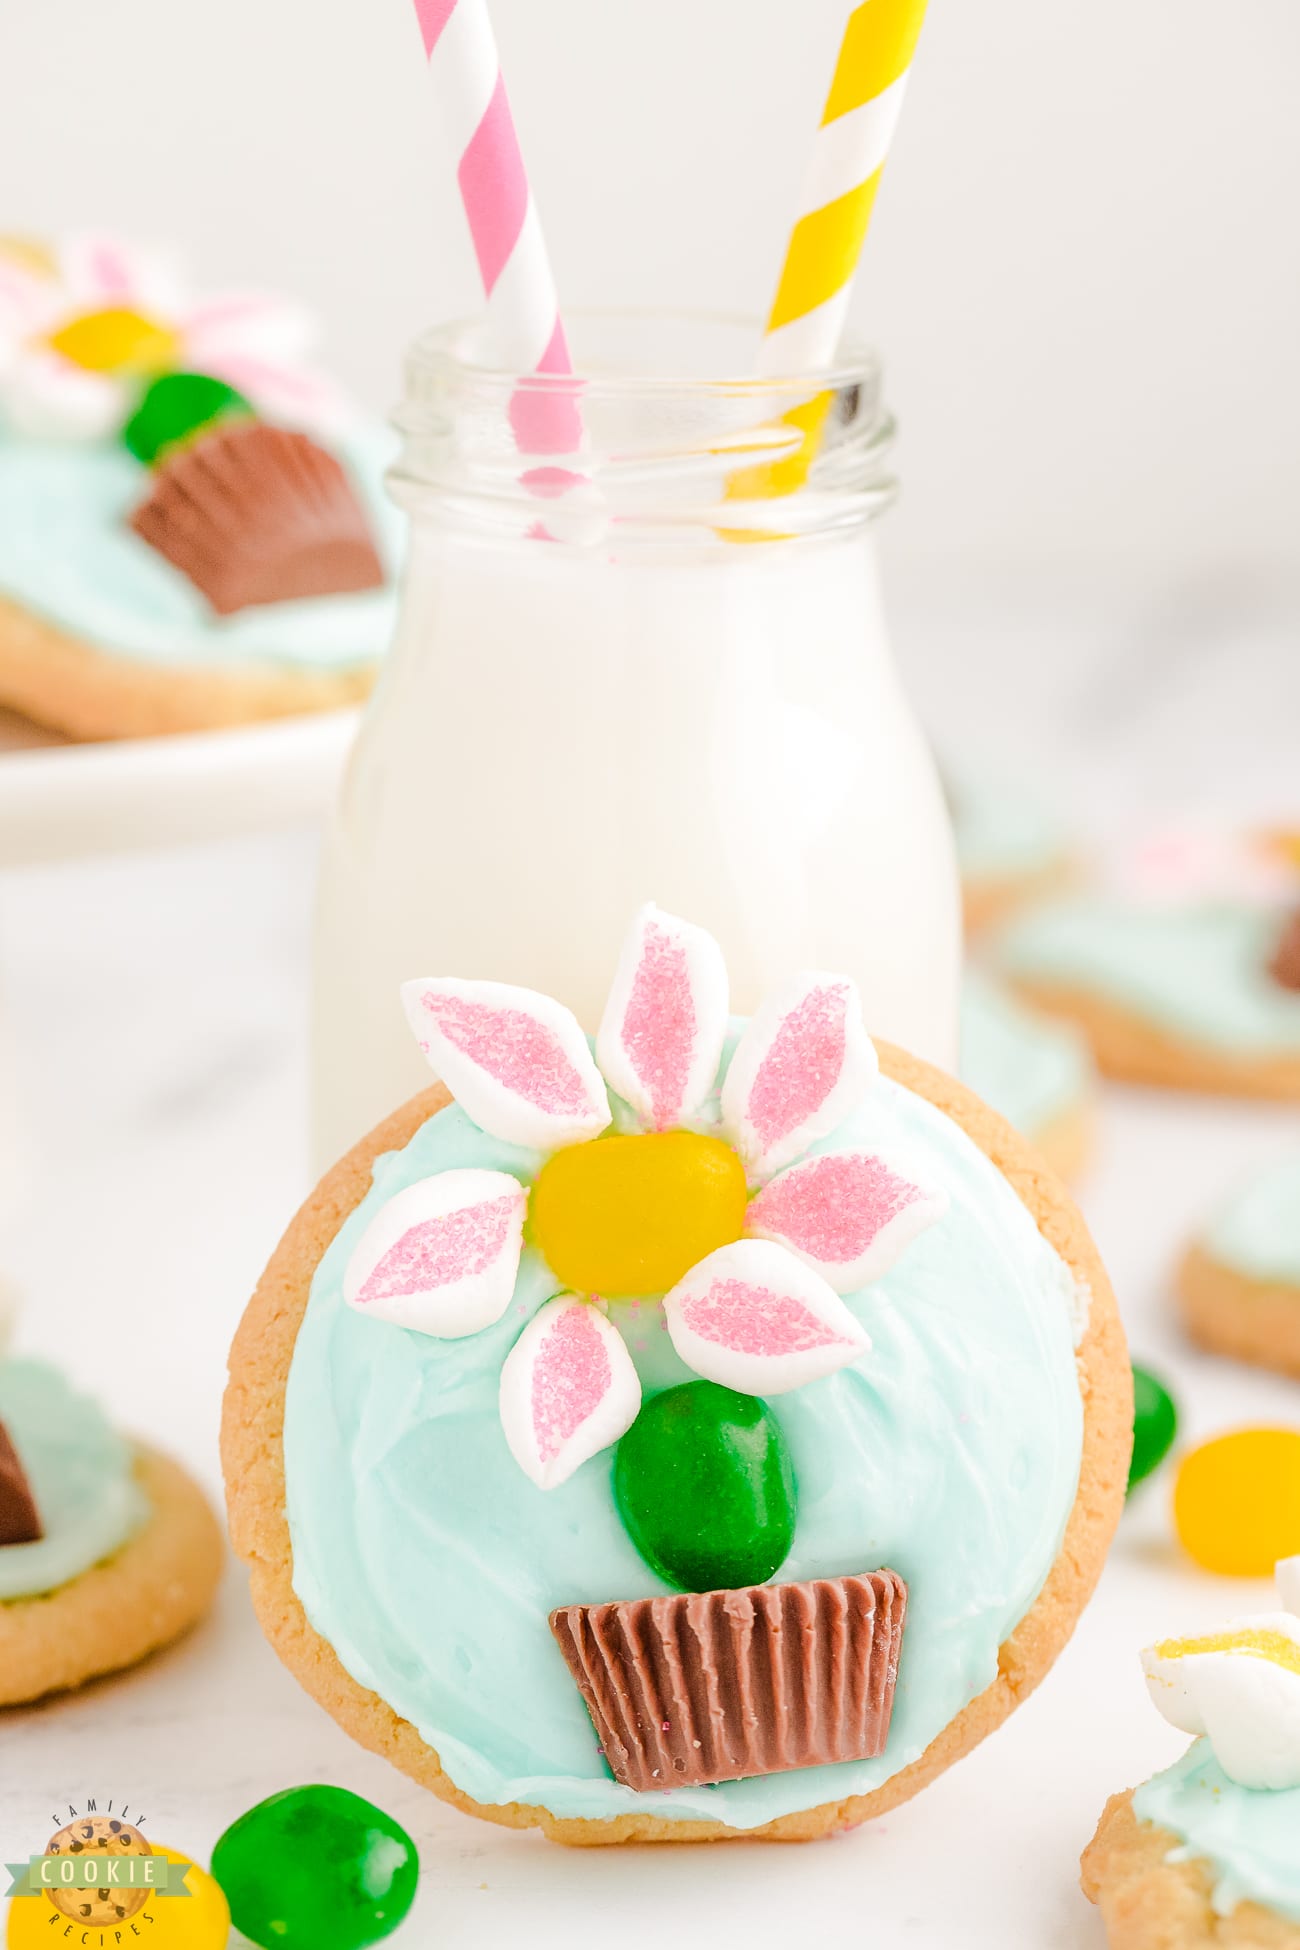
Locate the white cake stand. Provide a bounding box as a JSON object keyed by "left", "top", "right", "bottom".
{"left": 0, "top": 704, "right": 358, "bottom": 868}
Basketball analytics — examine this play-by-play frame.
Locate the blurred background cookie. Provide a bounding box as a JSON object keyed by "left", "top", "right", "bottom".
{"left": 1177, "top": 1152, "right": 1300, "bottom": 1379}
{"left": 960, "top": 969, "right": 1096, "bottom": 1181}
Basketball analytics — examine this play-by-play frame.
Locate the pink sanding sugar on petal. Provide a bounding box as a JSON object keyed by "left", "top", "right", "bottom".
{"left": 343, "top": 1168, "right": 526, "bottom": 1338}
{"left": 663, "top": 1239, "right": 869, "bottom": 1396}
{"left": 596, "top": 904, "right": 729, "bottom": 1131}
{"left": 721, "top": 974, "right": 878, "bottom": 1182}
{"left": 401, "top": 977, "right": 611, "bottom": 1152}
{"left": 498, "top": 1296, "right": 641, "bottom": 1490}
{"left": 745, "top": 1149, "right": 948, "bottom": 1293}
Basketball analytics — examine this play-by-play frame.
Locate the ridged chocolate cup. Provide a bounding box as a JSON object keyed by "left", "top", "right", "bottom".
{"left": 131, "top": 422, "right": 384, "bottom": 616}
{"left": 550, "top": 1570, "right": 907, "bottom": 1792}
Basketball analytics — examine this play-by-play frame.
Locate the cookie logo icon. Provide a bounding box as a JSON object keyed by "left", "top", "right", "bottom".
{"left": 44, "top": 1815, "right": 152, "bottom": 1925}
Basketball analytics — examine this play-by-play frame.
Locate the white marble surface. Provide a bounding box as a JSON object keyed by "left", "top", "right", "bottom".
{"left": 0, "top": 574, "right": 1297, "bottom": 1948}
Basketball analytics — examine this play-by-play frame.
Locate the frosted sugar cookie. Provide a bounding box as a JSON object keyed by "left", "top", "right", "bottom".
{"left": 960, "top": 970, "right": 1095, "bottom": 1181}
{"left": 0, "top": 1358, "right": 223, "bottom": 1703}
{"left": 224, "top": 903, "right": 1130, "bottom": 1844}
{"left": 1082, "top": 1559, "right": 1300, "bottom": 1948}
{"left": 0, "top": 234, "right": 401, "bottom": 740}
{"left": 1177, "top": 1155, "right": 1300, "bottom": 1380}
{"left": 998, "top": 829, "right": 1300, "bottom": 1099}
{"left": 947, "top": 773, "right": 1075, "bottom": 935}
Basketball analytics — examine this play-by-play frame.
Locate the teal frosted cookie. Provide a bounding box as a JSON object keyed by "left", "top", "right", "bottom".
{"left": 1178, "top": 1153, "right": 1300, "bottom": 1379}
{"left": 946, "top": 772, "right": 1074, "bottom": 934}
{"left": 0, "top": 1359, "right": 222, "bottom": 1702}
{"left": 960, "top": 970, "right": 1095, "bottom": 1180}
{"left": 1083, "top": 1560, "right": 1300, "bottom": 1947}
{"left": 0, "top": 233, "right": 401, "bottom": 740}
{"left": 225, "top": 902, "right": 1129, "bottom": 1844}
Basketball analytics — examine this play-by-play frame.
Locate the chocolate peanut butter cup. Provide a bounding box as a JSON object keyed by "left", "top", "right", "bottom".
{"left": 131, "top": 422, "right": 384, "bottom": 616}
{"left": 0, "top": 1420, "right": 42, "bottom": 1546}
{"left": 1272, "top": 909, "right": 1300, "bottom": 993}
{"left": 550, "top": 1569, "right": 907, "bottom": 1791}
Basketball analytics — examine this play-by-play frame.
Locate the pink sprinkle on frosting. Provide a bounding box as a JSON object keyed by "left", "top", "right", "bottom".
{"left": 422, "top": 994, "right": 591, "bottom": 1116}
{"left": 531, "top": 1306, "right": 612, "bottom": 1465}
{"left": 680, "top": 1278, "right": 850, "bottom": 1357}
{"left": 749, "top": 1154, "right": 920, "bottom": 1264}
{"left": 747, "top": 984, "right": 849, "bottom": 1149}
{"left": 357, "top": 1193, "right": 519, "bottom": 1304}
{"left": 620, "top": 921, "right": 696, "bottom": 1128}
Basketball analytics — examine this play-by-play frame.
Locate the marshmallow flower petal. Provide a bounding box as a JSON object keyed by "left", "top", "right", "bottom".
{"left": 343, "top": 1168, "right": 526, "bottom": 1338}
{"left": 745, "top": 1149, "right": 948, "bottom": 1293}
{"left": 499, "top": 1296, "right": 642, "bottom": 1491}
{"left": 663, "top": 1238, "right": 870, "bottom": 1396}
{"left": 596, "top": 904, "right": 729, "bottom": 1132}
{"left": 1142, "top": 1580, "right": 1300, "bottom": 1789}
{"left": 721, "top": 974, "right": 878, "bottom": 1182}
{"left": 402, "top": 978, "right": 612, "bottom": 1151}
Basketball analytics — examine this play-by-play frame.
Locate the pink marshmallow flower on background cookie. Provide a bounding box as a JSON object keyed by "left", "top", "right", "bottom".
{"left": 0, "top": 232, "right": 347, "bottom": 441}
{"left": 342, "top": 905, "right": 948, "bottom": 1492}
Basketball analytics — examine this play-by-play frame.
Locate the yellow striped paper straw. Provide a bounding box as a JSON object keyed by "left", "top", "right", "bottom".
{"left": 730, "top": 0, "right": 929, "bottom": 504}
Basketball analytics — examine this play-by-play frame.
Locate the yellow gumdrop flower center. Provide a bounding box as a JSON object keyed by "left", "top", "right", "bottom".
{"left": 47, "top": 306, "right": 180, "bottom": 376}
{"left": 530, "top": 1131, "right": 748, "bottom": 1297}
{"left": 1154, "top": 1629, "right": 1300, "bottom": 1677}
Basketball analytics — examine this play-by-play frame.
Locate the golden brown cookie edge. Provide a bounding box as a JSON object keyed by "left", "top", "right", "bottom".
{"left": 222, "top": 1045, "right": 1131, "bottom": 1846}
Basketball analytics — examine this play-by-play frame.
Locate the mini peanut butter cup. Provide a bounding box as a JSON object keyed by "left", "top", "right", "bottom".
{"left": 550, "top": 1569, "right": 907, "bottom": 1792}
{"left": 130, "top": 422, "right": 385, "bottom": 616}
{"left": 0, "top": 1420, "right": 42, "bottom": 1546}
{"left": 1271, "top": 909, "right": 1300, "bottom": 993}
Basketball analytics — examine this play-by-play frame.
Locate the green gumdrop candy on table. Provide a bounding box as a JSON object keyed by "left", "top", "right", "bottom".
{"left": 210, "top": 1784, "right": 417, "bottom": 1950}
{"left": 1128, "top": 1363, "right": 1178, "bottom": 1493}
{"left": 122, "top": 370, "right": 253, "bottom": 465}
{"left": 613, "top": 1380, "right": 796, "bottom": 1592}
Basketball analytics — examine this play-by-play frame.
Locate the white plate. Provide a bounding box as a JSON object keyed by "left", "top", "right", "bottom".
{"left": 0, "top": 706, "right": 358, "bottom": 867}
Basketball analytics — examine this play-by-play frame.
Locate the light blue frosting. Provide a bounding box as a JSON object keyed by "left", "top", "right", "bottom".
{"left": 950, "top": 776, "right": 1068, "bottom": 884}
{"left": 1203, "top": 1153, "right": 1300, "bottom": 1285}
{"left": 0, "top": 426, "right": 404, "bottom": 670}
{"left": 997, "top": 898, "right": 1300, "bottom": 1054}
{"left": 960, "top": 970, "right": 1091, "bottom": 1141}
{"left": 284, "top": 1059, "right": 1085, "bottom": 1828}
{"left": 1134, "top": 1740, "right": 1300, "bottom": 1924}
{"left": 0, "top": 1360, "right": 147, "bottom": 1600}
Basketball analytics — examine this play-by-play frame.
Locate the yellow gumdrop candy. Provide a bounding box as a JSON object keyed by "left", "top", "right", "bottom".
{"left": 1173, "top": 1427, "right": 1300, "bottom": 1576}
{"left": 47, "top": 305, "right": 180, "bottom": 376}
{"left": 6, "top": 1845, "right": 229, "bottom": 1949}
{"left": 530, "top": 1131, "right": 748, "bottom": 1296}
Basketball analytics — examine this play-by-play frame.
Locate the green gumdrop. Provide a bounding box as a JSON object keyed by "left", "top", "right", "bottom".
{"left": 1128, "top": 1363, "right": 1179, "bottom": 1493}
{"left": 210, "top": 1784, "right": 418, "bottom": 1950}
{"left": 613, "top": 1380, "right": 796, "bottom": 1592}
{"left": 122, "top": 370, "right": 253, "bottom": 465}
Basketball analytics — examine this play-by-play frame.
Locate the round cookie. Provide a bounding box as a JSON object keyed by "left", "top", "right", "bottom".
{"left": 0, "top": 1361, "right": 223, "bottom": 1705}
{"left": 1083, "top": 1563, "right": 1300, "bottom": 1948}
{"left": 0, "top": 234, "right": 400, "bottom": 740}
{"left": 224, "top": 906, "right": 1130, "bottom": 1846}
{"left": 960, "top": 969, "right": 1096, "bottom": 1181}
{"left": 1177, "top": 1154, "right": 1300, "bottom": 1379}
{"left": 998, "top": 897, "right": 1300, "bottom": 1099}
{"left": 948, "top": 773, "right": 1076, "bottom": 936}
{"left": 1082, "top": 1789, "right": 1298, "bottom": 1950}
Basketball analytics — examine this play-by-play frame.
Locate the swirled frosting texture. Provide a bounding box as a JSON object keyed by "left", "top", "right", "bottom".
{"left": 1134, "top": 1740, "right": 1300, "bottom": 1923}
{"left": 0, "top": 1359, "right": 147, "bottom": 1599}
{"left": 284, "top": 1069, "right": 1084, "bottom": 1827}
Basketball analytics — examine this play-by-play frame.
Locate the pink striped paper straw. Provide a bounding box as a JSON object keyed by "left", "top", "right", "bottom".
{"left": 412, "top": 0, "right": 581, "bottom": 475}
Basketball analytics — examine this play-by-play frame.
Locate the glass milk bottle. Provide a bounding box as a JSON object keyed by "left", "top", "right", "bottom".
{"left": 313, "top": 313, "right": 960, "bottom": 1165}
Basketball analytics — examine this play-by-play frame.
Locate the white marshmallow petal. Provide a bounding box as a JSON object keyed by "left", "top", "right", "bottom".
{"left": 745, "top": 1148, "right": 948, "bottom": 1292}
{"left": 721, "top": 973, "right": 878, "bottom": 1182}
{"left": 1193, "top": 1654, "right": 1300, "bottom": 1791}
{"left": 498, "top": 1296, "right": 641, "bottom": 1491}
{"left": 1141, "top": 1644, "right": 1208, "bottom": 1738}
{"left": 402, "top": 977, "right": 611, "bottom": 1151}
{"left": 596, "top": 904, "right": 729, "bottom": 1131}
{"left": 343, "top": 1169, "right": 526, "bottom": 1338}
{"left": 663, "top": 1238, "right": 870, "bottom": 1397}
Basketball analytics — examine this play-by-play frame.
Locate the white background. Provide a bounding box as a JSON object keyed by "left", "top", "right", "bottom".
{"left": 2, "top": 0, "right": 1299, "bottom": 582}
